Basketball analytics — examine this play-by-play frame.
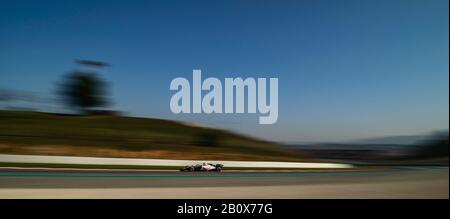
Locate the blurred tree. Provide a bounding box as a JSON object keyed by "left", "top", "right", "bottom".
{"left": 415, "top": 133, "right": 449, "bottom": 158}
{"left": 196, "top": 132, "right": 220, "bottom": 147}
{"left": 58, "top": 71, "right": 110, "bottom": 114}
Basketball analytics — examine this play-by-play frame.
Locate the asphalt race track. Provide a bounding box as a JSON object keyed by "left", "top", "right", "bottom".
{"left": 0, "top": 167, "right": 448, "bottom": 198}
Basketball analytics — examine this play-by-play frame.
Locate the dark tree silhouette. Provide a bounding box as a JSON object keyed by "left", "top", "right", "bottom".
{"left": 415, "top": 133, "right": 449, "bottom": 158}
{"left": 58, "top": 71, "right": 110, "bottom": 114}
{"left": 196, "top": 132, "right": 220, "bottom": 147}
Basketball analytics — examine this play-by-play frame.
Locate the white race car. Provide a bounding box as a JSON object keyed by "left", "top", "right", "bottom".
{"left": 180, "top": 163, "right": 223, "bottom": 172}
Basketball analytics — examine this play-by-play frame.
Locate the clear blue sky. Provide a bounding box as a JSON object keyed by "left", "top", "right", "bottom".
{"left": 1, "top": 0, "right": 448, "bottom": 143}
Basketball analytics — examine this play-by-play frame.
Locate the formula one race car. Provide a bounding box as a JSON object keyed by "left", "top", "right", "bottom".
{"left": 180, "top": 163, "right": 223, "bottom": 172}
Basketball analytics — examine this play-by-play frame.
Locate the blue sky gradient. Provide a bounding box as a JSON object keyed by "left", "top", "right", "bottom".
{"left": 1, "top": 0, "right": 448, "bottom": 142}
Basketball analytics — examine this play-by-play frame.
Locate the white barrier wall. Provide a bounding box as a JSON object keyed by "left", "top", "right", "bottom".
{"left": 0, "top": 154, "right": 353, "bottom": 169}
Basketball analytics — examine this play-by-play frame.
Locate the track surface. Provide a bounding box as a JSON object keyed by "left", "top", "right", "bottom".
{"left": 0, "top": 167, "right": 448, "bottom": 198}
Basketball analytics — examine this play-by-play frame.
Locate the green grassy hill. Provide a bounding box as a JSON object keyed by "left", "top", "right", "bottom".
{"left": 0, "top": 110, "right": 306, "bottom": 161}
